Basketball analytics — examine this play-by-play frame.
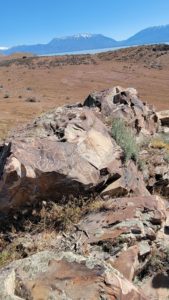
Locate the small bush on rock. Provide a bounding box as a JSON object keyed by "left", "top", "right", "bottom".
{"left": 3, "top": 93, "right": 10, "bottom": 99}
{"left": 151, "top": 133, "right": 169, "bottom": 151}
{"left": 25, "top": 96, "right": 37, "bottom": 103}
{"left": 112, "top": 118, "right": 139, "bottom": 162}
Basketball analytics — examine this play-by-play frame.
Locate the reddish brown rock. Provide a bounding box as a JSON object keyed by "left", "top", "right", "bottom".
{"left": 0, "top": 251, "right": 148, "bottom": 300}
{"left": 140, "top": 147, "right": 169, "bottom": 196}
{"left": 76, "top": 195, "right": 166, "bottom": 245}
{"left": 0, "top": 107, "right": 122, "bottom": 212}
{"left": 84, "top": 86, "right": 159, "bottom": 135}
{"left": 101, "top": 160, "right": 150, "bottom": 197}
{"left": 0, "top": 94, "right": 150, "bottom": 212}
{"left": 53, "top": 195, "right": 166, "bottom": 291}
{"left": 111, "top": 245, "right": 139, "bottom": 281}
{"left": 63, "top": 195, "right": 167, "bottom": 267}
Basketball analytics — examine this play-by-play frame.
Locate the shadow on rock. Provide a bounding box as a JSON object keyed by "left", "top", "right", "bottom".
{"left": 152, "top": 272, "right": 169, "bottom": 289}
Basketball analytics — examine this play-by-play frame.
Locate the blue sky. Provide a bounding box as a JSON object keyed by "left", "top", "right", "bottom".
{"left": 1, "top": 0, "right": 169, "bottom": 47}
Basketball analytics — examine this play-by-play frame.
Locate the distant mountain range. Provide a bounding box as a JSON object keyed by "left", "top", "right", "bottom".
{"left": 121, "top": 25, "right": 169, "bottom": 46}
{"left": 2, "top": 34, "right": 118, "bottom": 55}
{"left": 2, "top": 25, "right": 169, "bottom": 55}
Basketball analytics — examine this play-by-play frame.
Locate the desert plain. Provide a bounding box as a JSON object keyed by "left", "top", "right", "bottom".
{"left": 0, "top": 44, "right": 169, "bottom": 139}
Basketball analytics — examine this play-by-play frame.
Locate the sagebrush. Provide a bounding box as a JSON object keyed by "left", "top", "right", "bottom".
{"left": 112, "top": 118, "right": 139, "bottom": 162}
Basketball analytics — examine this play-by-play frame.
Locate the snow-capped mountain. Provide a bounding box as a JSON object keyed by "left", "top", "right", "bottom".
{"left": 4, "top": 34, "right": 118, "bottom": 55}
{"left": 2, "top": 25, "right": 169, "bottom": 55}
{"left": 59, "top": 33, "right": 94, "bottom": 39}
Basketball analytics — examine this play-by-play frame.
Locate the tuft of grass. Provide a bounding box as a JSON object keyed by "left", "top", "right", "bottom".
{"left": 0, "top": 195, "right": 107, "bottom": 236}
{"left": 25, "top": 96, "right": 37, "bottom": 103}
{"left": 112, "top": 118, "right": 139, "bottom": 162}
{"left": 151, "top": 133, "right": 169, "bottom": 151}
{"left": 151, "top": 138, "right": 169, "bottom": 151}
{"left": 85, "top": 199, "right": 105, "bottom": 213}
{"left": 50, "top": 202, "right": 82, "bottom": 231}
{"left": 0, "top": 251, "right": 12, "bottom": 267}
{"left": 151, "top": 134, "right": 169, "bottom": 165}
{"left": 0, "top": 245, "right": 23, "bottom": 268}
{"left": 39, "top": 197, "right": 106, "bottom": 231}
{"left": 3, "top": 93, "right": 10, "bottom": 99}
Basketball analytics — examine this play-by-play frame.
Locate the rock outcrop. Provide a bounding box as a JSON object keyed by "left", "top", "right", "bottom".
{"left": 0, "top": 194, "right": 167, "bottom": 299}
{"left": 84, "top": 86, "right": 159, "bottom": 135}
{"left": 0, "top": 251, "right": 148, "bottom": 300}
{"left": 0, "top": 107, "right": 123, "bottom": 212}
{"left": 59, "top": 195, "right": 166, "bottom": 273}
{"left": 0, "top": 85, "right": 169, "bottom": 299}
{"left": 0, "top": 86, "right": 157, "bottom": 212}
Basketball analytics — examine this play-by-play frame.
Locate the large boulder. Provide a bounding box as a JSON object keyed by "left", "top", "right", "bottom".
{"left": 84, "top": 86, "right": 159, "bottom": 135}
{"left": 0, "top": 106, "right": 122, "bottom": 212}
{"left": 0, "top": 251, "right": 148, "bottom": 300}
{"left": 0, "top": 87, "right": 153, "bottom": 212}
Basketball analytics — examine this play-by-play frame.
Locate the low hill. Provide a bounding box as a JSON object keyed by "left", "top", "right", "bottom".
{"left": 123, "top": 24, "right": 169, "bottom": 46}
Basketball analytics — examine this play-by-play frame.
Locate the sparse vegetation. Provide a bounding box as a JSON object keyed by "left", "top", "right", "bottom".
{"left": 112, "top": 118, "right": 139, "bottom": 162}
{"left": 0, "top": 245, "right": 23, "bottom": 268}
{"left": 151, "top": 133, "right": 169, "bottom": 150}
{"left": 40, "top": 197, "right": 105, "bottom": 230}
{"left": 0, "top": 195, "right": 105, "bottom": 235}
{"left": 150, "top": 134, "right": 169, "bottom": 166}
{"left": 25, "top": 96, "right": 37, "bottom": 103}
{"left": 0, "top": 251, "right": 11, "bottom": 267}
{"left": 3, "top": 93, "right": 10, "bottom": 99}
{"left": 26, "top": 87, "right": 32, "bottom": 91}
{"left": 151, "top": 137, "right": 169, "bottom": 151}
{"left": 0, "top": 196, "right": 107, "bottom": 270}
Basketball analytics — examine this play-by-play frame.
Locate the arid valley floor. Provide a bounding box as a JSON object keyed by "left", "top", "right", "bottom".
{"left": 0, "top": 44, "right": 169, "bottom": 139}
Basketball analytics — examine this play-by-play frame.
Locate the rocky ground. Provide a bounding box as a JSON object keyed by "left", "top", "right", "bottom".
{"left": 0, "top": 44, "right": 169, "bottom": 140}
{"left": 1, "top": 85, "right": 169, "bottom": 299}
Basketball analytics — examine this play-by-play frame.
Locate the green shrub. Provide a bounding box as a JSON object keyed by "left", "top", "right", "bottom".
{"left": 112, "top": 118, "right": 139, "bottom": 162}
